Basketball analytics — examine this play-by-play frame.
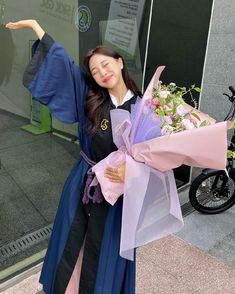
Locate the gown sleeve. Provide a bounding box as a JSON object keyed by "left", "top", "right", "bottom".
{"left": 22, "top": 33, "right": 89, "bottom": 124}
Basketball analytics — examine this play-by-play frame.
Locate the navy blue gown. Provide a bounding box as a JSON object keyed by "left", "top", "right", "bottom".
{"left": 23, "top": 33, "right": 136, "bottom": 294}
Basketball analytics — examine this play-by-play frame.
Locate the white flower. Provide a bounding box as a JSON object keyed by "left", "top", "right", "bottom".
{"left": 181, "top": 119, "right": 195, "bottom": 130}
{"left": 158, "top": 90, "right": 170, "bottom": 99}
{"left": 161, "top": 125, "right": 174, "bottom": 135}
{"left": 169, "top": 82, "right": 176, "bottom": 87}
{"left": 176, "top": 104, "right": 186, "bottom": 115}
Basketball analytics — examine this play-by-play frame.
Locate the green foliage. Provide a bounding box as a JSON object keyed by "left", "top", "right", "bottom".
{"left": 227, "top": 150, "right": 234, "bottom": 158}
{"left": 231, "top": 119, "right": 235, "bottom": 128}
{"left": 199, "top": 120, "right": 208, "bottom": 127}
{"left": 191, "top": 112, "right": 201, "bottom": 121}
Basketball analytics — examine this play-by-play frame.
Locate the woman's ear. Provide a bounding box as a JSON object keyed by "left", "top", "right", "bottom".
{"left": 118, "top": 57, "right": 124, "bottom": 69}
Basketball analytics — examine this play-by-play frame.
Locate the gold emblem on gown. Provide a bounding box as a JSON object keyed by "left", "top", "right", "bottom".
{"left": 100, "top": 119, "right": 109, "bottom": 130}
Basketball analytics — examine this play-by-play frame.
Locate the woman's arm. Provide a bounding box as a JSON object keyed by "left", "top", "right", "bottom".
{"left": 5, "top": 20, "right": 89, "bottom": 124}
{"left": 6, "top": 20, "right": 45, "bottom": 40}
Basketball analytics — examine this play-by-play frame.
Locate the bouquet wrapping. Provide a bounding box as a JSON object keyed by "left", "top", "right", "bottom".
{"left": 92, "top": 66, "right": 229, "bottom": 260}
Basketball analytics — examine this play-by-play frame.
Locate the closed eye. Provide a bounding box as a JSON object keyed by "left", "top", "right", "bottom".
{"left": 92, "top": 70, "right": 98, "bottom": 76}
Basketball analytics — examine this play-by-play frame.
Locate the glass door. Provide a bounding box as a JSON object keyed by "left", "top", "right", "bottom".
{"left": 0, "top": 0, "right": 80, "bottom": 283}
{"left": 0, "top": 0, "right": 152, "bottom": 282}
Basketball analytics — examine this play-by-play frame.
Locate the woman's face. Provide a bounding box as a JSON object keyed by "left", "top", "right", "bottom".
{"left": 89, "top": 53, "right": 124, "bottom": 90}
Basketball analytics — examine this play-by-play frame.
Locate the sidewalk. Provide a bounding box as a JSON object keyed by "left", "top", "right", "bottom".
{"left": 2, "top": 203, "right": 235, "bottom": 294}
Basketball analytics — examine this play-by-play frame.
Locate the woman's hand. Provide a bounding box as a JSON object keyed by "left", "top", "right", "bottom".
{"left": 105, "top": 162, "right": 126, "bottom": 183}
{"left": 5, "top": 20, "right": 45, "bottom": 40}
{"left": 6, "top": 20, "right": 37, "bottom": 30}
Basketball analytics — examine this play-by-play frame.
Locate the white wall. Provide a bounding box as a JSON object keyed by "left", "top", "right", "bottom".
{"left": 200, "top": 0, "right": 235, "bottom": 121}
{"left": 191, "top": 0, "right": 235, "bottom": 180}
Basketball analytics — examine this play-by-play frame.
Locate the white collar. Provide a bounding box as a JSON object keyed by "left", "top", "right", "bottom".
{"left": 109, "top": 90, "right": 134, "bottom": 108}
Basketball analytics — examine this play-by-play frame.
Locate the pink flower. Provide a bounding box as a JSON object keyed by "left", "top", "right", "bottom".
{"left": 152, "top": 98, "right": 160, "bottom": 106}
{"left": 146, "top": 99, "right": 156, "bottom": 109}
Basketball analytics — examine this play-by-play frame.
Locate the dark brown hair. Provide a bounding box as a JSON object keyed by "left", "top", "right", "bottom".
{"left": 83, "top": 45, "right": 142, "bottom": 134}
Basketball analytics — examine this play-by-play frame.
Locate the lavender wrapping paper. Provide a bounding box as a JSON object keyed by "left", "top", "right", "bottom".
{"left": 92, "top": 66, "right": 228, "bottom": 260}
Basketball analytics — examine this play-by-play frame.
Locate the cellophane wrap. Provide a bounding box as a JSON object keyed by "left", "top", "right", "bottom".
{"left": 92, "top": 66, "right": 228, "bottom": 260}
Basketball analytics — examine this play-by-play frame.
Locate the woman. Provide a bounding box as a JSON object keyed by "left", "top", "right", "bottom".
{"left": 6, "top": 20, "right": 142, "bottom": 294}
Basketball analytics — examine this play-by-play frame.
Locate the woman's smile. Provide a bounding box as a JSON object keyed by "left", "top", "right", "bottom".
{"left": 102, "top": 74, "right": 113, "bottom": 83}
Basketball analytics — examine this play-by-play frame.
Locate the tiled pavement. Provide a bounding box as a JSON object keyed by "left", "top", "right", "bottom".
{"left": 2, "top": 204, "right": 235, "bottom": 294}
{"left": 0, "top": 109, "right": 79, "bottom": 271}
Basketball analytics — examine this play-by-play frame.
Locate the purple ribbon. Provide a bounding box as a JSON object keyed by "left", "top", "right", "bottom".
{"left": 80, "top": 150, "right": 104, "bottom": 204}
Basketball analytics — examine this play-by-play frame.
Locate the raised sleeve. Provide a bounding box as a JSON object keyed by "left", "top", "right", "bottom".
{"left": 23, "top": 33, "right": 89, "bottom": 124}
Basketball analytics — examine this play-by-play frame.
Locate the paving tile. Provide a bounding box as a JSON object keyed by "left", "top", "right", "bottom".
{"left": 21, "top": 179, "right": 64, "bottom": 223}
{"left": 3, "top": 272, "right": 42, "bottom": 294}
{"left": 0, "top": 110, "right": 28, "bottom": 129}
{"left": 0, "top": 172, "right": 23, "bottom": 205}
{"left": 208, "top": 229, "right": 235, "bottom": 268}
{"left": 137, "top": 235, "right": 235, "bottom": 293}
{"left": 0, "top": 128, "right": 42, "bottom": 151}
{"left": 21, "top": 136, "right": 71, "bottom": 159}
{"left": 9, "top": 164, "right": 51, "bottom": 187}
{"left": 40, "top": 153, "right": 77, "bottom": 180}
{"left": 136, "top": 255, "right": 196, "bottom": 294}
{"left": 51, "top": 135, "right": 80, "bottom": 159}
{"left": 176, "top": 207, "right": 235, "bottom": 251}
{"left": 0, "top": 137, "right": 72, "bottom": 171}
{"left": 8, "top": 157, "right": 76, "bottom": 222}
{"left": 0, "top": 195, "right": 46, "bottom": 246}
{"left": 8, "top": 164, "right": 59, "bottom": 222}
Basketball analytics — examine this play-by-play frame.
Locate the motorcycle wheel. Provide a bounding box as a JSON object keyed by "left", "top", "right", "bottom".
{"left": 189, "top": 170, "right": 235, "bottom": 214}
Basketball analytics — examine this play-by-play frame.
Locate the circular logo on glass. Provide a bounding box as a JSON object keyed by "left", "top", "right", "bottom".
{"left": 75, "top": 5, "right": 92, "bottom": 32}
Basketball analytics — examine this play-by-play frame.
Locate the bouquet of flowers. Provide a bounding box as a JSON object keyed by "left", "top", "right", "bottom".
{"left": 131, "top": 75, "right": 215, "bottom": 146}
{"left": 92, "top": 66, "right": 229, "bottom": 260}
{"left": 147, "top": 82, "right": 208, "bottom": 134}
